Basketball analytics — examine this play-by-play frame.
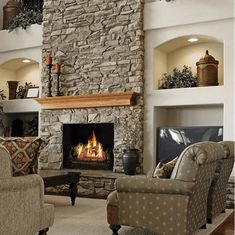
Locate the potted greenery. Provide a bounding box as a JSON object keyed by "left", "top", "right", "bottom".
{"left": 159, "top": 65, "right": 198, "bottom": 89}
{"left": 0, "top": 90, "right": 6, "bottom": 100}
{"left": 3, "top": 0, "right": 20, "bottom": 29}
{"left": 6, "top": 0, "right": 43, "bottom": 31}
{"left": 16, "top": 82, "right": 36, "bottom": 99}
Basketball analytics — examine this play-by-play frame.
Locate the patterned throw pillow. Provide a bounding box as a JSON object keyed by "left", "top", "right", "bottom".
{"left": 0, "top": 137, "right": 43, "bottom": 176}
{"left": 152, "top": 156, "right": 178, "bottom": 178}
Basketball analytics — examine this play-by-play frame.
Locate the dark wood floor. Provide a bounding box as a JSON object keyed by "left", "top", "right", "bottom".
{"left": 210, "top": 212, "right": 234, "bottom": 235}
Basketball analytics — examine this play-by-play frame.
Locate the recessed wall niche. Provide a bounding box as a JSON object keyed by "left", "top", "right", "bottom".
{"left": 153, "top": 104, "right": 224, "bottom": 166}
{"left": 154, "top": 35, "right": 224, "bottom": 89}
{"left": 0, "top": 58, "right": 40, "bottom": 99}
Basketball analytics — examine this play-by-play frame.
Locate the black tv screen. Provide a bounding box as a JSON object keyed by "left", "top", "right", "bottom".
{"left": 156, "top": 126, "right": 223, "bottom": 164}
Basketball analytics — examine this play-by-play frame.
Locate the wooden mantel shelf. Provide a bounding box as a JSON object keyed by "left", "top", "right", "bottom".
{"left": 35, "top": 92, "right": 137, "bottom": 110}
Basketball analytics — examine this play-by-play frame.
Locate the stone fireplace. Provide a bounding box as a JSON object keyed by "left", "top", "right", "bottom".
{"left": 39, "top": 102, "right": 143, "bottom": 172}
{"left": 39, "top": 0, "right": 144, "bottom": 173}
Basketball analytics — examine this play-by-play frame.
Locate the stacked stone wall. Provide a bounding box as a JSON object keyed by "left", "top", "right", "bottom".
{"left": 41, "top": 0, "right": 144, "bottom": 172}
{"left": 42, "top": 0, "right": 144, "bottom": 96}
{"left": 45, "top": 175, "right": 116, "bottom": 199}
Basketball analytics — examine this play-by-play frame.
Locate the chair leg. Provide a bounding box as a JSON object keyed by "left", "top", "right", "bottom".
{"left": 38, "top": 228, "right": 49, "bottom": 235}
{"left": 109, "top": 225, "right": 121, "bottom": 235}
{"left": 207, "top": 218, "right": 212, "bottom": 224}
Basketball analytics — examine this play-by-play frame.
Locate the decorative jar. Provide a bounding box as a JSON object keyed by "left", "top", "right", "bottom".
{"left": 122, "top": 148, "right": 139, "bottom": 175}
{"left": 196, "top": 50, "right": 219, "bottom": 86}
{"left": 7, "top": 81, "right": 18, "bottom": 99}
{"left": 3, "top": 0, "right": 20, "bottom": 29}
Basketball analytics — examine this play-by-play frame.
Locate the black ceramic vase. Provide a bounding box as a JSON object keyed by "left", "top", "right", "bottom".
{"left": 122, "top": 148, "right": 139, "bottom": 175}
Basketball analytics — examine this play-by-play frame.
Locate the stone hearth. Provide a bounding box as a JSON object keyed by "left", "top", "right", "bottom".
{"left": 40, "top": 0, "right": 145, "bottom": 173}
{"left": 44, "top": 169, "right": 125, "bottom": 199}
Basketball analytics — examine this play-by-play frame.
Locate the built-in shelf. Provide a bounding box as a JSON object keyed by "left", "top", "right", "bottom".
{"left": 149, "top": 86, "right": 225, "bottom": 107}
{"left": 0, "top": 24, "right": 42, "bottom": 54}
{"left": 153, "top": 36, "right": 224, "bottom": 90}
{"left": 2, "top": 99, "right": 40, "bottom": 113}
{"left": 35, "top": 92, "right": 137, "bottom": 110}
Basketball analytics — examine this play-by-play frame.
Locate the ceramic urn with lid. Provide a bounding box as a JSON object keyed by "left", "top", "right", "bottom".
{"left": 196, "top": 50, "right": 219, "bottom": 86}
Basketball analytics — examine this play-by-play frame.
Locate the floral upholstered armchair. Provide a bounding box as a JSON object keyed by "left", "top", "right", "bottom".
{"left": 207, "top": 141, "right": 234, "bottom": 223}
{"left": 0, "top": 143, "right": 54, "bottom": 235}
{"left": 107, "top": 141, "right": 224, "bottom": 235}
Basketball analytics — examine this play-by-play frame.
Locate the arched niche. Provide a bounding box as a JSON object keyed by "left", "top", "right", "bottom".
{"left": 153, "top": 35, "right": 224, "bottom": 89}
{"left": 0, "top": 58, "right": 40, "bottom": 99}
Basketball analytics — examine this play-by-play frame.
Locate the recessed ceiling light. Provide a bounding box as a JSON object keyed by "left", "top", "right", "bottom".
{"left": 22, "top": 59, "right": 31, "bottom": 63}
{"left": 188, "top": 38, "right": 199, "bottom": 42}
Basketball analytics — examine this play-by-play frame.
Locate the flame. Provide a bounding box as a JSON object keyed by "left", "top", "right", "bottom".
{"left": 74, "top": 131, "right": 106, "bottom": 161}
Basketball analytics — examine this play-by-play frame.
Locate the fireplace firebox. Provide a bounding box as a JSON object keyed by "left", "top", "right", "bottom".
{"left": 63, "top": 123, "right": 114, "bottom": 170}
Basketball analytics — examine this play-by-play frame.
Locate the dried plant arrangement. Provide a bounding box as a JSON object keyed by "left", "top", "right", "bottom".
{"left": 159, "top": 65, "right": 198, "bottom": 89}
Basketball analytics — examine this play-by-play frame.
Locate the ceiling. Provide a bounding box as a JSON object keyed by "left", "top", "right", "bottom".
{"left": 0, "top": 58, "right": 38, "bottom": 71}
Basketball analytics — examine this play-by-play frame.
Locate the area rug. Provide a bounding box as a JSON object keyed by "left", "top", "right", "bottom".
{"left": 45, "top": 195, "right": 233, "bottom": 235}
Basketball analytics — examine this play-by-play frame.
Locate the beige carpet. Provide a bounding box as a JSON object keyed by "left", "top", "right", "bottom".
{"left": 45, "top": 195, "right": 233, "bottom": 235}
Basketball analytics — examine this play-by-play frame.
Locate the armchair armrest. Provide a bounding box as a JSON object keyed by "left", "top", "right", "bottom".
{"left": 115, "top": 177, "right": 195, "bottom": 195}
{"left": 0, "top": 174, "right": 51, "bottom": 234}
{"left": 0, "top": 145, "right": 12, "bottom": 178}
{"left": 0, "top": 174, "right": 44, "bottom": 206}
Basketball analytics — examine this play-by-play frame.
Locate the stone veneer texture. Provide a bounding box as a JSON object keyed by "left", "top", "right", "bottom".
{"left": 41, "top": 0, "right": 144, "bottom": 172}
{"left": 45, "top": 174, "right": 116, "bottom": 199}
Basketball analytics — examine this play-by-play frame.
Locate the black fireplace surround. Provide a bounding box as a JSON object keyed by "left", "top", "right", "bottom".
{"left": 63, "top": 123, "right": 114, "bottom": 170}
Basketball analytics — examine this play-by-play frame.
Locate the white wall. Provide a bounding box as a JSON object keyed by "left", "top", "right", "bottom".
{"left": 144, "top": 0, "right": 234, "bottom": 30}
{"left": 0, "top": 25, "right": 43, "bottom": 97}
{"left": 0, "top": 68, "right": 16, "bottom": 99}
{"left": 16, "top": 64, "right": 40, "bottom": 87}
{"left": 163, "top": 105, "right": 223, "bottom": 127}
{"left": 154, "top": 49, "right": 167, "bottom": 89}
{"left": 0, "top": 25, "right": 42, "bottom": 66}
{"left": 144, "top": 1, "right": 234, "bottom": 172}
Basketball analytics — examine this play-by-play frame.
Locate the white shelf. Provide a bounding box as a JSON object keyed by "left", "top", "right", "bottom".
{"left": 2, "top": 99, "right": 40, "bottom": 113}
{"left": 0, "top": 24, "right": 42, "bottom": 53}
{"left": 147, "top": 86, "right": 225, "bottom": 107}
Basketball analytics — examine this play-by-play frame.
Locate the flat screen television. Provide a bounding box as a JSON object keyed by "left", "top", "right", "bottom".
{"left": 156, "top": 126, "right": 223, "bottom": 164}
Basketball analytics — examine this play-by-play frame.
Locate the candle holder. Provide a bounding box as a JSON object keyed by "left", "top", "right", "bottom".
{"left": 56, "top": 72, "right": 61, "bottom": 96}
{"left": 47, "top": 64, "right": 53, "bottom": 97}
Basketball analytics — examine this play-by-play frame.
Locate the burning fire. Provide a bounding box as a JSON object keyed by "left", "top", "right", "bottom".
{"left": 74, "top": 131, "right": 106, "bottom": 161}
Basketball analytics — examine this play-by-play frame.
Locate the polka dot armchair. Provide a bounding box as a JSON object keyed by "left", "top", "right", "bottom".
{"left": 207, "top": 141, "right": 234, "bottom": 223}
{"left": 107, "top": 141, "right": 224, "bottom": 235}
